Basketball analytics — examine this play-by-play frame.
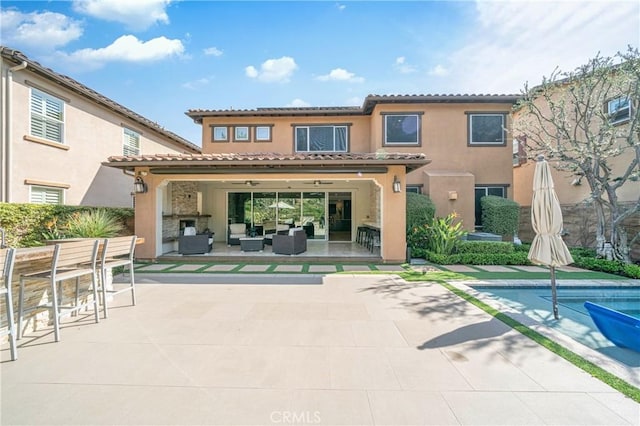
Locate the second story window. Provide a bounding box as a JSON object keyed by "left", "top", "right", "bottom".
{"left": 123, "top": 128, "right": 141, "bottom": 155}
{"left": 383, "top": 113, "right": 421, "bottom": 146}
{"left": 468, "top": 113, "right": 506, "bottom": 145}
{"left": 30, "top": 89, "right": 64, "bottom": 144}
{"left": 607, "top": 96, "right": 631, "bottom": 124}
{"left": 295, "top": 125, "right": 348, "bottom": 152}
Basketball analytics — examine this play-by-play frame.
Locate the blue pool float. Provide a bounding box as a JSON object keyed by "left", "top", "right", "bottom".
{"left": 584, "top": 301, "right": 640, "bottom": 353}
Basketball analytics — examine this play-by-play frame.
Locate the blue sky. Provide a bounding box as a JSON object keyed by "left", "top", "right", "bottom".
{"left": 2, "top": 1, "right": 638, "bottom": 146}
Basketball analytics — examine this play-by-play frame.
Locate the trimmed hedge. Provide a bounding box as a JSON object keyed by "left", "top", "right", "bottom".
{"left": 572, "top": 255, "right": 640, "bottom": 279}
{"left": 0, "top": 203, "right": 133, "bottom": 248}
{"left": 425, "top": 250, "right": 531, "bottom": 265}
{"left": 481, "top": 195, "right": 520, "bottom": 236}
{"left": 456, "top": 241, "right": 515, "bottom": 254}
{"left": 406, "top": 192, "right": 436, "bottom": 232}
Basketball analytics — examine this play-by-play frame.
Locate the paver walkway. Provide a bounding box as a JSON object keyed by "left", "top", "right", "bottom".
{"left": 2, "top": 273, "right": 638, "bottom": 425}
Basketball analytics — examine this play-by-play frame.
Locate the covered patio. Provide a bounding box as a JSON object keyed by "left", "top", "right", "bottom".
{"left": 160, "top": 240, "right": 383, "bottom": 263}
{"left": 104, "top": 152, "right": 429, "bottom": 263}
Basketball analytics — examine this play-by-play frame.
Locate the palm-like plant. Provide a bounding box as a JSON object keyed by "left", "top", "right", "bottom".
{"left": 64, "top": 209, "right": 123, "bottom": 238}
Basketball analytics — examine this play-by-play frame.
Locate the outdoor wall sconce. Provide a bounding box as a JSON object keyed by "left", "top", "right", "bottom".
{"left": 392, "top": 175, "right": 402, "bottom": 193}
{"left": 134, "top": 176, "right": 148, "bottom": 194}
{"left": 448, "top": 191, "right": 458, "bottom": 200}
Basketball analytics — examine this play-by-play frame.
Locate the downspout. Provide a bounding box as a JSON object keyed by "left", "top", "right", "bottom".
{"left": 3, "top": 58, "right": 28, "bottom": 202}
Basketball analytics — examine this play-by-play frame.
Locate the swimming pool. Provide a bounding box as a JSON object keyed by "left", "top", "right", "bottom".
{"left": 467, "top": 285, "right": 640, "bottom": 366}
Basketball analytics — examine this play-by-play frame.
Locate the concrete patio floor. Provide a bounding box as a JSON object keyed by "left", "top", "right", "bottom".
{"left": 1, "top": 273, "right": 638, "bottom": 425}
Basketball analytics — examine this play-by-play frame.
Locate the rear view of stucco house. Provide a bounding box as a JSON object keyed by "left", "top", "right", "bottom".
{"left": 1, "top": 47, "right": 200, "bottom": 208}
{"left": 104, "top": 94, "right": 518, "bottom": 262}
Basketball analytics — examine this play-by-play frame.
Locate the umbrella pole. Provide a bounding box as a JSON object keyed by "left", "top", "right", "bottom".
{"left": 550, "top": 266, "right": 559, "bottom": 320}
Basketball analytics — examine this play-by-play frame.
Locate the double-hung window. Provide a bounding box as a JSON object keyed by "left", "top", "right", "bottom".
{"left": 607, "top": 96, "right": 631, "bottom": 124}
{"left": 30, "top": 89, "right": 65, "bottom": 143}
{"left": 123, "top": 128, "right": 141, "bottom": 155}
{"left": 468, "top": 113, "right": 506, "bottom": 145}
{"left": 383, "top": 113, "right": 421, "bottom": 146}
{"left": 30, "top": 185, "right": 64, "bottom": 204}
{"left": 295, "top": 125, "right": 348, "bottom": 152}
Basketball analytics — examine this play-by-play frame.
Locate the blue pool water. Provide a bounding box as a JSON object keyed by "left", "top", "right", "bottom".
{"left": 468, "top": 285, "right": 640, "bottom": 365}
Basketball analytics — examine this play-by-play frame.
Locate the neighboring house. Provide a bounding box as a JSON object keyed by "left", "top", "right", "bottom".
{"left": 105, "top": 94, "right": 518, "bottom": 262}
{"left": 512, "top": 77, "right": 639, "bottom": 259}
{"left": 0, "top": 47, "right": 200, "bottom": 208}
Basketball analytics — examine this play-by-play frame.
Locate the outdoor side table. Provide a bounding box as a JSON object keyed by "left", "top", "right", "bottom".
{"left": 239, "top": 237, "right": 264, "bottom": 252}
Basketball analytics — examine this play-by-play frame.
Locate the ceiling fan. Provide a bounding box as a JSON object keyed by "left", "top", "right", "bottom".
{"left": 231, "top": 180, "right": 259, "bottom": 187}
{"left": 304, "top": 180, "right": 333, "bottom": 186}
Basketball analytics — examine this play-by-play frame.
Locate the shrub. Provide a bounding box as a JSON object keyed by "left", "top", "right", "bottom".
{"left": 480, "top": 195, "right": 520, "bottom": 236}
{"left": 0, "top": 203, "right": 133, "bottom": 247}
{"left": 456, "top": 241, "right": 515, "bottom": 254}
{"left": 406, "top": 192, "right": 436, "bottom": 232}
{"left": 425, "top": 251, "right": 530, "bottom": 265}
{"left": 64, "top": 209, "right": 124, "bottom": 238}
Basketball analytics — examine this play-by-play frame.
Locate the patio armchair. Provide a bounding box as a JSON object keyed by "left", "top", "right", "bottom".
{"left": 179, "top": 229, "right": 213, "bottom": 255}
{"left": 227, "top": 223, "right": 247, "bottom": 246}
{"left": 264, "top": 224, "right": 290, "bottom": 245}
{"left": 272, "top": 228, "right": 307, "bottom": 255}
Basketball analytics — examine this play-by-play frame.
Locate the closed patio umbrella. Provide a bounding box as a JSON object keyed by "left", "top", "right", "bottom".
{"left": 268, "top": 201, "right": 295, "bottom": 209}
{"left": 528, "top": 155, "right": 574, "bottom": 319}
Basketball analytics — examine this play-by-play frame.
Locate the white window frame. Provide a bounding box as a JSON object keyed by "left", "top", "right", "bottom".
{"left": 29, "top": 185, "right": 64, "bottom": 204}
{"left": 30, "top": 88, "right": 65, "bottom": 144}
{"left": 383, "top": 114, "right": 420, "bottom": 146}
{"left": 212, "top": 126, "right": 229, "bottom": 142}
{"left": 607, "top": 96, "right": 631, "bottom": 124}
{"left": 468, "top": 114, "right": 506, "bottom": 145}
{"left": 123, "top": 128, "right": 141, "bottom": 156}
{"left": 295, "top": 125, "right": 348, "bottom": 152}
{"left": 255, "top": 126, "right": 272, "bottom": 141}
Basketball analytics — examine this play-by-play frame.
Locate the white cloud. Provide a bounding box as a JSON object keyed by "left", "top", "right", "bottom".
{"left": 287, "top": 98, "right": 311, "bottom": 107}
{"left": 394, "top": 56, "right": 417, "bottom": 74}
{"left": 441, "top": 0, "right": 639, "bottom": 94}
{"left": 317, "top": 68, "right": 364, "bottom": 83}
{"left": 182, "top": 77, "right": 212, "bottom": 90}
{"left": 336, "top": 3, "right": 347, "bottom": 11}
{"left": 245, "top": 56, "right": 298, "bottom": 83}
{"left": 61, "top": 35, "right": 184, "bottom": 68}
{"left": 0, "top": 9, "right": 83, "bottom": 49}
{"left": 72, "top": 0, "right": 171, "bottom": 31}
{"left": 203, "top": 46, "right": 223, "bottom": 56}
{"left": 428, "top": 64, "right": 448, "bottom": 77}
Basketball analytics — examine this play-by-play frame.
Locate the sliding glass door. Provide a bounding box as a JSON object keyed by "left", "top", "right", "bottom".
{"left": 227, "top": 191, "right": 327, "bottom": 240}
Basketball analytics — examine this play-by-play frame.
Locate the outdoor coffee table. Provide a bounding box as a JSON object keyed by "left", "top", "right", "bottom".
{"left": 239, "top": 237, "right": 264, "bottom": 252}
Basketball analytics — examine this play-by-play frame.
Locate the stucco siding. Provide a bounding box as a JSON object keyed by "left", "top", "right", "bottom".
{"left": 3, "top": 62, "right": 198, "bottom": 207}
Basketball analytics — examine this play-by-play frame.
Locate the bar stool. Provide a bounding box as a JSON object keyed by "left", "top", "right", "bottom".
{"left": 18, "top": 239, "right": 100, "bottom": 342}
{"left": 368, "top": 229, "right": 381, "bottom": 253}
{"left": 356, "top": 226, "right": 368, "bottom": 245}
{"left": 1, "top": 247, "right": 17, "bottom": 360}
{"left": 98, "top": 235, "right": 137, "bottom": 319}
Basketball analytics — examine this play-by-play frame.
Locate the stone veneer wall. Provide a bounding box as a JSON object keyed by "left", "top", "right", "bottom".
{"left": 518, "top": 202, "right": 640, "bottom": 262}
{"left": 172, "top": 181, "right": 198, "bottom": 214}
{"left": 163, "top": 182, "right": 210, "bottom": 241}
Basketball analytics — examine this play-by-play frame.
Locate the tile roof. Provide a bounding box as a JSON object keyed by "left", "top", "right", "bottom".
{"left": 186, "top": 93, "right": 521, "bottom": 122}
{"left": 104, "top": 152, "right": 430, "bottom": 173}
{"left": 107, "top": 151, "right": 428, "bottom": 163}
{"left": 1, "top": 46, "right": 201, "bottom": 153}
